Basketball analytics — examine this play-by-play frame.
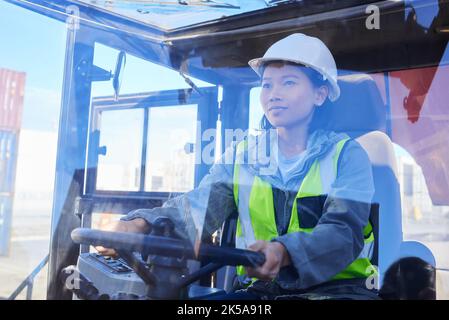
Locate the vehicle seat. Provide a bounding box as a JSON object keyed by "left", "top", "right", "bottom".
{"left": 333, "top": 74, "right": 436, "bottom": 285}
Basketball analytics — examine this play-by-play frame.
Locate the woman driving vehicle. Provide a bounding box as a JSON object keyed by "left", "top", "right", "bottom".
{"left": 97, "top": 33, "right": 378, "bottom": 300}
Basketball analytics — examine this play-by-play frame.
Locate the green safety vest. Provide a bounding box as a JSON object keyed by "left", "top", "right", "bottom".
{"left": 233, "top": 137, "right": 376, "bottom": 281}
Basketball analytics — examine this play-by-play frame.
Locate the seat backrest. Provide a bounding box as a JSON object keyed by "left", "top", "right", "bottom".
{"left": 332, "top": 74, "right": 403, "bottom": 284}
{"left": 328, "top": 73, "right": 387, "bottom": 137}
{"left": 356, "top": 131, "right": 403, "bottom": 284}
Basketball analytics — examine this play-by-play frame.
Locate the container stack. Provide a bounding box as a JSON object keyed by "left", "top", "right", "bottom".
{"left": 0, "top": 68, "right": 26, "bottom": 256}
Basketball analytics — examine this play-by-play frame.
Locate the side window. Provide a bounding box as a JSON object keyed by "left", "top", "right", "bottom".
{"left": 144, "top": 105, "right": 197, "bottom": 192}
{"left": 95, "top": 105, "right": 198, "bottom": 193}
{"left": 96, "top": 108, "right": 144, "bottom": 191}
{"left": 0, "top": 2, "right": 66, "bottom": 299}
{"left": 394, "top": 144, "right": 449, "bottom": 231}
{"left": 389, "top": 61, "right": 449, "bottom": 298}
{"left": 91, "top": 44, "right": 211, "bottom": 193}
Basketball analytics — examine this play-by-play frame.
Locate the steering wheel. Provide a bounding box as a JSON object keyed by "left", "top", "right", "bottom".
{"left": 71, "top": 227, "right": 265, "bottom": 296}
{"left": 71, "top": 228, "right": 265, "bottom": 268}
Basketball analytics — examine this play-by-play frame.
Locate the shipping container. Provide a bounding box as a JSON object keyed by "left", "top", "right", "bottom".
{"left": 0, "top": 68, "right": 24, "bottom": 256}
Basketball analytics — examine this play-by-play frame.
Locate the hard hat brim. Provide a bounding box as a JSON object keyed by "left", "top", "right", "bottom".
{"left": 248, "top": 57, "right": 340, "bottom": 102}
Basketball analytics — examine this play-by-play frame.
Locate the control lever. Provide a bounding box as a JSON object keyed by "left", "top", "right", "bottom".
{"left": 116, "top": 250, "right": 158, "bottom": 286}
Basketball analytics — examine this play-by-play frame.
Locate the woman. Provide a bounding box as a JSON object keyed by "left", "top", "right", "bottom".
{"left": 98, "top": 33, "right": 378, "bottom": 300}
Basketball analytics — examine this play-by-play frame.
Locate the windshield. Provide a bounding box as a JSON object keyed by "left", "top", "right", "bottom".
{"left": 1, "top": 0, "right": 448, "bottom": 300}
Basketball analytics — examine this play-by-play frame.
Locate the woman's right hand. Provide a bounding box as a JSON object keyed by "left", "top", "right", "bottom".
{"left": 95, "top": 218, "right": 150, "bottom": 257}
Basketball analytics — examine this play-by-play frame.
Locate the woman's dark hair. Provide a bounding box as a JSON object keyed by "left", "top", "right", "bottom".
{"left": 259, "top": 61, "right": 332, "bottom": 133}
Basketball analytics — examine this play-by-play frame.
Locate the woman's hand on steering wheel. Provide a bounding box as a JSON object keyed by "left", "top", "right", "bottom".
{"left": 95, "top": 218, "right": 150, "bottom": 257}
{"left": 245, "top": 240, "right": 291, "bottom": 281}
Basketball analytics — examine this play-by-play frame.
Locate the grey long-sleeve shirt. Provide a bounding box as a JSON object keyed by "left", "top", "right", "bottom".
{"left": 122, "top": 129, "right": 374, "bottom": 290}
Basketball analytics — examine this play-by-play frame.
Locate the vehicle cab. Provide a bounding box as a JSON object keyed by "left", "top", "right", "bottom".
{"left": 0, "top": 0, "right": 448, "bottom": 300}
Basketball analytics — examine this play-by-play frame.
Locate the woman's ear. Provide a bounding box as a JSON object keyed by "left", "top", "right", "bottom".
{"left": 314, "top": 85, "right": 329, "bottom": 106}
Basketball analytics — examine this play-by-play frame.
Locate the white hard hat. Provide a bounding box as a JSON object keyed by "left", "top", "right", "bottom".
{"left": 248, "top": 33, "right": 340, "bottom": 102}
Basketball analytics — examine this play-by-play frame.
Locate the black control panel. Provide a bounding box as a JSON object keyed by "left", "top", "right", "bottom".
{"left": 90, "top": 253, "right": 134, "bottom": 273}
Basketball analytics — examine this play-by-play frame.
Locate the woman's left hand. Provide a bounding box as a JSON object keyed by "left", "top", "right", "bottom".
{"left": 245, "top": 240, "right": 291, "bottom": 281}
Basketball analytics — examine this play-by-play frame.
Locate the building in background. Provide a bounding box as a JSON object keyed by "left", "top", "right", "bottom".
{"left": 0, "top": 68, "right": 26, "bottom": 256}
{"left": 397, "top": 154, "right": 449, "bottom": 222}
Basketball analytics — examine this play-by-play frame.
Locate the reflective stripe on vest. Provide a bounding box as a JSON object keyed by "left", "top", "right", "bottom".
{"left": 233, "top": 137, "right": 376, "bottom": 280}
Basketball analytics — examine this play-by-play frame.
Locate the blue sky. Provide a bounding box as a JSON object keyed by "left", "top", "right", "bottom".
{"left": 0, "top": 1, "right": 66, "bottom": 89}
{"left": 0, "top": 1, "right": 67, "bottom": 131}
